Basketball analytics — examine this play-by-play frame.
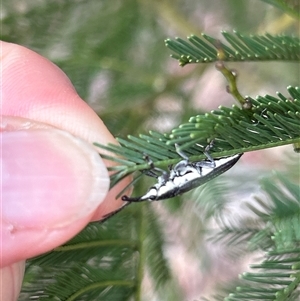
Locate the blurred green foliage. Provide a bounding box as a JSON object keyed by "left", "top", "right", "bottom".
{"left": 3, "top": 0, "right": 298, "bottom": 138}
{"left": 3, "top": 1, "right": 299, "bottom": 300}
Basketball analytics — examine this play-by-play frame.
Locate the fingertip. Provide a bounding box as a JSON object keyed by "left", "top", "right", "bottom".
{"left": 1, "top": 42, "right": 133, "bottom": 224}
{"left": 2, "top": 127, "right": 109, "bottom": 228}
{"left": 1, "top": 125, "right": 110, "bottom": 265}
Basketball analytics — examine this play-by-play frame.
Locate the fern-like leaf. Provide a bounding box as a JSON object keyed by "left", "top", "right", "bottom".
{"left": 228, "top": 251, "right": 300, "bottom": 301}
{"left": 211, "top": 173, "right": 300, "bottom": 300}
{"left": 21, "top": 215, "right": 139, "bottom": 300}
{"left": 21, "top": 203, "right": 173, "bottom": 300}
{"left": 95, "top": 86, "right": 300, "bottom": 190}
{"left": 165, "top": 32, "right": 300, "bottom": 66}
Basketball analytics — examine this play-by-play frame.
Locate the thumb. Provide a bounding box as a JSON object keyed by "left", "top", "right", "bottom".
{"left": 0, "top": 262, "right": 25, "bottom": 301}
{"left": 1, "top": 117, "right": 110, "bottom": 267}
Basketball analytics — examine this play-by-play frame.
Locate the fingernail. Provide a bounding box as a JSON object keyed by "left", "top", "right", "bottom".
{"left": 2, "top": 129, "right": 109, "bottom": 228}
{"left": 0, "top": 261, "right": 25, "bottom": 301}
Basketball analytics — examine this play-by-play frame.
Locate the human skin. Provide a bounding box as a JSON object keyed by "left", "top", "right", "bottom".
{"left": 1, "top": 41, "right": 130, "bottom": 300}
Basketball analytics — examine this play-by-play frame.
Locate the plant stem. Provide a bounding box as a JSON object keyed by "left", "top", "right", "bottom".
{"left": 215, "top": 60, "right": 252, "bottom": 109}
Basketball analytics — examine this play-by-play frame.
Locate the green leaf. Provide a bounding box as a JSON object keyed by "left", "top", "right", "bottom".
{"left": 165, "top": 32, "right": 300, "bottom": 66}
{"left": 21, "top": 203, "right": 175, "bottom": 301}
{"left": 209, "top": 172, "right": 300, "bottom": 300}
{"left": 21, "top": 220, "right": 138, "bottom": 301}
{"left": 96, "top": 86, "right": 300, "bottom": 189}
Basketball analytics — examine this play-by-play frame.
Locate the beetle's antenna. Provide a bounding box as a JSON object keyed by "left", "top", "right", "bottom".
{"left": 99, "top": 202, "right": 131, "bottom": 223}
{"left": 122, "top": 195, "right": 149, "bottom": 202}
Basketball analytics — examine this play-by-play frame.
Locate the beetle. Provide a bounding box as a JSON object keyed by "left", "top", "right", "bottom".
{"left": 121, "top": 143, "right": 243, "bottom": 202}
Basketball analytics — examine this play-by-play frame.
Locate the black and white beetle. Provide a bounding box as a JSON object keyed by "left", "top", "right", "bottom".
{"left": 122, "top": 143, "right": 243, "bottom": 202}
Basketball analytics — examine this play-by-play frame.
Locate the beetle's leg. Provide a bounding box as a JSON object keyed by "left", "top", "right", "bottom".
{"left": 143, "top": 154, "right": 154, "bottom": 168}
{"left": 195, "top": 141, "right": 216, "bottom": 169}
{"left": 203, "top": 140, "right": 215, "bottom": 163}
{"left": 143, "top": 155, "right": 166, "bottom": 178}
{"left": 147, "top": 166, "right": 168, "bottom": 181}
{"left": 175, "top": 143, "right": 189, "bottom": 161}
{"left": 143, "top": 169, "right": 159, "bottom": 178}
{"left": 175, "top": 141, "right": 214, "bottom": 163}
{"left": 122, "top": 154, "right": 169, "bottom": 202}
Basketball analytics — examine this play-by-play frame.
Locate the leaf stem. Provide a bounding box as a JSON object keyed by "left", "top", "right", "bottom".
{"left": 215, "top": 59, "right": 251, "bottom": 109}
